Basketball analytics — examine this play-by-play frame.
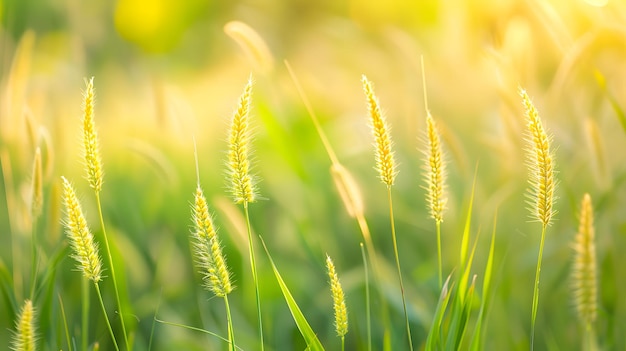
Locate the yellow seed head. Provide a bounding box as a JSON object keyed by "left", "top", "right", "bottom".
{"left": 224, "top": 21, "right": 274, "bottom": 74}
{"left": 423, "top": 112, "right": 447, "bottom": 223}
{"left": 520, "top": 88, "right": 556, "bottom": 227}
{"left": 227, "top": 78, "right": 257, "bottom": 204}
{"left": 82, "top": 77, "right": 103, "bottom": 193}
{"left": 12, "top": 299, "right": 36, "bottom": 351}
{"left": 192, "top": 186, "right": 233, "bottom": 297}
{"left": 30, "top": 147, "right": 43, "bottom": 219}
{"left": 572, "top": 193, "right": 597, "bottom": 327}
{"left": 326, "top": 255, "right": 348, "bottom": 337}
{"left": 362, "top": 75, "right": 396, "bottom": 187}
{"left": 61, "top": 176, "right": 102, "bottom": 282}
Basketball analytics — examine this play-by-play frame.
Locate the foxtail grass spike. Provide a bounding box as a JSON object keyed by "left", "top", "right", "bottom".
{"left": 61, "top": 176, "right": 102, "bottom": 283}
{"left": 326, "top": 255, "right": 348, "bottom": 338}
{"left": 12, "top": 300, "right": 36, "bottom": 351}
{"left": 192, "top": 186, "right": 233, "bottom": 297}
{"left": 572, "top": 193, "right": 597, "bottom": 329}
{"left": 521, "top": 88, "right": 557, "bottom": 351}
{"left": 227, "top": 77, "right": 257, "bottom": 204}
{"left": 82, "top": 77, "right": 103, "bottom": 193}
{"left": 521, "top": 88, "right": 556, "bottom": 227}
{"left": 362, "top": 75, "right": 396, "bottom": 187}
{"left": 423, "top": 112, "right": 447, "bottom": 224}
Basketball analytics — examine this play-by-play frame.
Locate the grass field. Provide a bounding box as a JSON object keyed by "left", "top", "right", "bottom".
{"left": 1, "top": 0, "right": 626, "bottom": 350}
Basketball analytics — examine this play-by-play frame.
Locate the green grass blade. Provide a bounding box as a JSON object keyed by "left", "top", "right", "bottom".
{"left": 426, "top": 275, "right": 455, "bottom": 350}
{"left": 470, "top": 213, "right": 497, "bottom": 350}
{"left": 260, "top": 236, "right": 325, "bottom": 351}
{"left": 460, "top": 165, "right": 478, "bottom": 269}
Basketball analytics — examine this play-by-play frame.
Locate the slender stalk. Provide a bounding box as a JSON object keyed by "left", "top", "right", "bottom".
{"left": 58, "top": 293, "right": 72, "bottom": 351}
{"left": 95, "top": 193, "right": 130, "bottom": 350}
{"left": 29, "top": 220, "right": 38, "bottom": 300}
{"left": 244, "top": 202, "right": 264, "bottom": 350}
{"left": 360, "top": 243, "right": 371, "bottom": 351}
{"left": 530, "top": 225, "right": 547, "bottom": 350}
{"left": 387, "top": 188, "right": 413, "bottom": 351}
{"left": 94, "top": 283, "right": 120, "bottom": 351}
{"left": 224, "top": 294, "right": 236, "bottom": 351}
{"left": 436, "top": 221, "right": 442, "bottom": 289}
{"left": 82, "top": 277, "right": 89, "bottom": 351}
{"left": 341, "top": 336, "right": 345, "bottom": 351}
{"left": 155, "top": 318, "right": 242, "bottom": 349}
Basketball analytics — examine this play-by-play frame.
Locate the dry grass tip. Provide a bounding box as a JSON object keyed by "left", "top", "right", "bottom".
{"left": 227, "top": 77, "right": 257, "bottom": 204}
{"left": 362, "top": 75, "right": 396, "bottom": 187}
{"left": 82, "top": 77, "right": 103, "bottom": 193}
{"left": 423, "top": 112, "right": 447, "bottom": 223}
{"left": 12, "top": 299, "right": 36, "bottom": 351}
{"left": 326, "top": 255, "right": 348, "bottom": 337}
{"left": 520, "top": 88, "right": 556, "bottom": 227}
{"left": 61, "top": 176, "right": 102, "bottom": 282}
{"left": 572, "top": 193, "right": 597, "bottom": 328}
{"left": 192, "top": 185, "right": 233, "bottom": 297}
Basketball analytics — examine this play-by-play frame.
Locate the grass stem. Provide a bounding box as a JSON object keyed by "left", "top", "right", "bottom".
{"left": 95, "top": 192, "right": 130, "bottom": 350}
{"left": 244, "top": 201, "right": 264, "bottom": 350}
{"left": 387, "top": 188, "right": 413, "bottom": 351}
{"left": 82, "top": 277, "right": 89, "bottom": 351}
{"left": 360, "top": 243, "right": 371, "bottom": 351}
{"left": 436, "top": 221, "right": 442, "bottom": 289}
{"left": 95, "top": 282, "right": 120, "bottom": 351}
{"left": 530, "top": 224, "right": 547, "bottom": 350}
{"left": 224, "top": 294, "right": 236, "bottom": 351}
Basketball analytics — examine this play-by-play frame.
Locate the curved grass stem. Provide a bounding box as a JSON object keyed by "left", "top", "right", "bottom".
{"left": 530, "top": 225, "right": 547, "bottom": 350}
{"left": 244, "top": 201, "right": 264, "bottom": 350}
{"left": 387, "top": 188, "right": 413, "bottom": 351}
{"left": 224, "top": 294, "right": 236, "bottom": 351}
{"left": 95, "top": 192, "right": 130, "bottom": 350}
{"left": 360, "top": 243, "right": 372, "bottom": 351}
{"left": 95, "top": 282, "right": 120, "bottom": 351}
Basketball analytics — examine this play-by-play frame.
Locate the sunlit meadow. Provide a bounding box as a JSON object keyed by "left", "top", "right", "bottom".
{"left": 1, "top": 0, "right": 625, "bottom": 350}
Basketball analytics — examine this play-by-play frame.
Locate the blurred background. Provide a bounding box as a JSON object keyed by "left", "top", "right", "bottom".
{"left": 1, "top": 0, "right": 625, "bottom": 349}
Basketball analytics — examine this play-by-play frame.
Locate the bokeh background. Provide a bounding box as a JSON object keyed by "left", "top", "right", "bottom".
{"left": 1, "top": 0, "right": 625, "bottom": 349}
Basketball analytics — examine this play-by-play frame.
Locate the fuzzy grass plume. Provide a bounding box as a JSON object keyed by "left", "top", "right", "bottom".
{"left": 521, "top": 88, "right": 557, "bottom": 350}
{"left": 423, "top": 112, "right": 447, "bottom": 224}
{"left": 82, "top": 77, "right": 103, "bottom": 193}
{"left": 521, "top": 89, "right": 556, "bottom": 227}
{"left": 572, "top": 193, "right": 597, "bottom": 328}
{"left": 12, "top": 300, "right": 36, "bottom": 351}
{"left": 191, "top": 185, "right": 233, "bottom": 297}
{"left": 362, "top": 75, "right": 396, "bottom": 187}
{"left": 227, "top": 77, "right": 257, "bottom": 204}
{"left": 61, "top": 176, "right": 102, "bottom": 282}
{"left": 326, "top": 255, "right": 348, "bottom": 342}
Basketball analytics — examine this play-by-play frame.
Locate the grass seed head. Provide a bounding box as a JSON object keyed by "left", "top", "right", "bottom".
{"left": 520, "top": 88, "right": 556, "bottom": 227}
{"left": 326, "top": 254, "right": 348, "bottom": 337}
{"left": 82, "top": 77, "right": 103, "bottom": 193}
{"left": 11, "top": 299, "right": 36, "bottom": 351}
{"left": 192, "top": 186, "right": 233, "bottom": 297}
{"left": 30, "top": 147, "right": 43, "bottom": 219}
{"left": 423, "top": 112, "right": 447, "bottom": 223}
{"left": 227, "top": 77, "right": 257, "bottom": 204}
{"left": 572, "top": 193, "right": 597, "bottom": 328}
{"left": 362, "top": 75, "right": 397, "bottom": 187}
{"left": 61, "top": 176, "right": 102, "bottom": 282}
